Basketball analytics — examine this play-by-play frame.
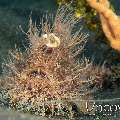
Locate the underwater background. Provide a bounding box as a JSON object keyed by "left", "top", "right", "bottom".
{"left": 0, "top": 0, "right": 120, "bottom": 120}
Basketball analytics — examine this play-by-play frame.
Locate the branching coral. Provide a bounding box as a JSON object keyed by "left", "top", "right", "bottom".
{"left": 86, "top": 0, "right": 120, "bottom": 52}
{"left": 0, "top": 5, "right": 109, "bottom": 118}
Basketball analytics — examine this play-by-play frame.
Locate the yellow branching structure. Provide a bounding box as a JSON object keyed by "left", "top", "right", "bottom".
{"left": 86, "top": 0, "right": 120, "bottom": 52}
